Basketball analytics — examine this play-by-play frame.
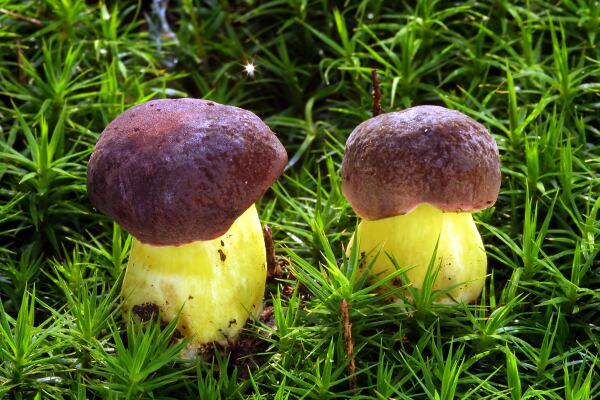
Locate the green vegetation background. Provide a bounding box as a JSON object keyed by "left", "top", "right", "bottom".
{"left": 1, "top": 0, "right": 599, "bottom": 398}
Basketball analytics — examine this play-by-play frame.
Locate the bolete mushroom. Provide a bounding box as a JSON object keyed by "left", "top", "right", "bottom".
{"left": 87, "top": 98, "right": 287, "bottom": 355}
{"left": 342, "top": 105, "right": 500, "bottom": 304}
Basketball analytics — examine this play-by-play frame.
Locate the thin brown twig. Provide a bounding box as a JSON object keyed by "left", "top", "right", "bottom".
{"left": 0, "top": 8, "right": 42, "bottom": 26}
{"left": 371, "top": 69, "right": 382, "bottom": 117}
{"left": 341, "top": 298, "right": 357, "bottom": 390}
{"left": 263, "top": 225, "right": 281, "bottom": 280}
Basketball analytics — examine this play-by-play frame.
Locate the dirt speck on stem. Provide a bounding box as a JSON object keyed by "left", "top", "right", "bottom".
{"left": 132, "top": 303, "right": 160, "bottom": 322}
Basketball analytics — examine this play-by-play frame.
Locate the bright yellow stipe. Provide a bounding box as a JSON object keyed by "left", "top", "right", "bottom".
{"left": 122, "top": 205, "right": 266, "bottom": 355}
{"left": 352, "top": 204, "right": 487, "bottom": 304}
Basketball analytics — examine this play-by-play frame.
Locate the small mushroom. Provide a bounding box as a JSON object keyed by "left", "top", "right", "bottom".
{"left": 342, "top": 105, "right": 500, "bottom": 304}
{"left": 87, "top": 98, "right": 287, "bottom": 355}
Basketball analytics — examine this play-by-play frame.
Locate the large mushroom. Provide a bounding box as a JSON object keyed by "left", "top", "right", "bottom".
{"left": 342, "top": 105, "right": 500, "bottom": 304}
{"left": 87, "top": 98, "right": 287, "bottom": 355}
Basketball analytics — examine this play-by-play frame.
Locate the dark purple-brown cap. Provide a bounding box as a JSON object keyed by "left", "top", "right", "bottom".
{"left": 341, "top": 105, "right": 500, "bottom": 220}
{"left": 87, "top": 98, "right": 287, "bottom": 246}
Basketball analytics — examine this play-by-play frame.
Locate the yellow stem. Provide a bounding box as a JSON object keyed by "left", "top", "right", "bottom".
{"left": 122, "top": 204, "right": 266, "bottom": 355}
{"left": 351, "top": 204, "right": 487, "bottom": 304}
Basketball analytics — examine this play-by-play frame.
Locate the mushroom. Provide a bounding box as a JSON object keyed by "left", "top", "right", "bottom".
{"left": 87, "top": 98, "right": 287, "bottom": 355}
{"left": 342, "top": 105, "right": 500, "bottom": 304}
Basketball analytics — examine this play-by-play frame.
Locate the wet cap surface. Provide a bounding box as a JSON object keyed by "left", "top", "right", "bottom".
{"left": 87, "top": 98, "right": 287, "bottom": 245}
{"left": 341, "top": 105, "right": 500, "bottom": 220}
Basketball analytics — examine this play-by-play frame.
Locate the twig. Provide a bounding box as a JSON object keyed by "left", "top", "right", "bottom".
{"left": 371, "top": 69, "right": 382, "bottom": 117}
{"left": 0, "top": 8, "right": 42, "bottom": 26}
{"left": 263, "top": 225, "right": 281, "bottom": 280}
{"left": 341, "top": 298, "right": 357, "bottom": 390}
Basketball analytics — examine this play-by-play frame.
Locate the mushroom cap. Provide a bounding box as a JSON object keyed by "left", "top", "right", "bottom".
{"left": 87, "top": 98, "right": 287, "bottom": 246}
{"left": 341, "top": 105, "right": 500, "bottom": 220}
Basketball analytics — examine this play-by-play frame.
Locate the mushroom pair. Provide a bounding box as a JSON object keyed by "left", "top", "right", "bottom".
{"left": 88, "top": 99, "right": 500, "bottom": 356}
{"left": 342, "top": 105, "right": 501, "bottom": 304}
{"left": 87, "top": 99, "right": 287, "bottom": 356}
